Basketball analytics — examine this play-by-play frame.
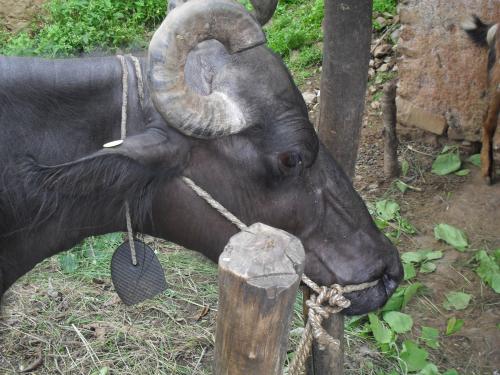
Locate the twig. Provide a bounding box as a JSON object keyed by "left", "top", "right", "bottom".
{"left": 192, "top": 347, "right": 207, "bottom": 374}
{"left": 407, "top": 145, "right": 435, "bottom": 157}
{"left": 370, "top": 24, "right": 398, "bottom": 54}
{"left": 383, "top": 79, "right": 400, "bottom": 178}
{"left": 71, "top": 324, "right": 101, "bottom": 369}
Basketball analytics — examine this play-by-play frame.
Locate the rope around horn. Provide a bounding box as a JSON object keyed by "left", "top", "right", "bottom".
{"left": 115, "top": 55, "right": 379, "bottom": 374}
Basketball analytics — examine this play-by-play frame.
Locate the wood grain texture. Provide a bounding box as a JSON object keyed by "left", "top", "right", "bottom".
{"left": 318, "top": 0, "right": 373, "bottom": 178}
{"left": 314, "top": 1, "right": 373, "bottom": 373}
{"left": 214, "top": 223, "right": 305, "bottom": 375}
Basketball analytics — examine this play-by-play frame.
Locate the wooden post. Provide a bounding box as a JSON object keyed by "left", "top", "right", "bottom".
{"left": 311, "top": 0, "right": 373, "bottom": 374}
{"left": 382, "top": 79, "right": 399, "bottom": 178}
{"left": 317, "top": 0, "right": 373, "bottom": 178}
{"left": 214, "top": 223, "right": 305, "bottom": 375}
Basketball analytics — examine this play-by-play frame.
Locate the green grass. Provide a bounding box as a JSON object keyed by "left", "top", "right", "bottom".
{"left": 0, "top": 0, "right": 399, "bottom": 81}
{"left": 0, "top": 0, "right": 166, "bottom": 57}
{"left": 373, "top": 0, "right": 398, "bottom": 14}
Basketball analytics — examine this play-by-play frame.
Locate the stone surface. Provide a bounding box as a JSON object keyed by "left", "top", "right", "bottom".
{"left": 0, "top": 0, "right": 46, "bottom": 32}
{"left": 397, "top": 0, "right": 500, "bottom": 142}
{"left": 397, "top": 97, "right": 448, "bottom": 135}
{"left": 302, "top": 90, "right": 317, "bottom": 108}
{"left": 373, "top": 43, "right": 392, "bottom": 58}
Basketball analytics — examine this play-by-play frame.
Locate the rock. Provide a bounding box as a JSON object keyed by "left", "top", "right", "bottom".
{"left": 391, "top": 28, "right": 401, "bottom": 43}
{"left": 375, "top": 16, "right": 387, "bottom": 28}
{"left": 371, "top": 101, "right": 381, "bottom": 110}
{"left": 397, "top": 97, "right": 448, "bottom": 135}
{"left": 368, "top": 68, "right": 376, "bottom": 79}
{"left": 378, "top": 63, "right": 389, "bottom": 72}
{"left": 369, "top": 59, "right": 375, "bottom": 67}
{"left": 302, "top": 91, "right": 317, "bottom": 107}
{"left": 373, "top": 43, "right": 392, "bottom": 58}
{"left": 397, "top": 0, "right": 500, "bottom": 142}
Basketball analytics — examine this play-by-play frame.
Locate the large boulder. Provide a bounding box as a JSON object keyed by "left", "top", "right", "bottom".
{"left": 397, "top": 0, "right": 500, "bottom": 141}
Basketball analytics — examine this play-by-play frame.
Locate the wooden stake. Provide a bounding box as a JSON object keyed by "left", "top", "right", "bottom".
{"left": 317, "top": 0, "right": 373, "bottom": 178}
{"left": 214, "top": 223, "right": 305, "bottom": 375}
{"left": 383, "top": 79, "right": 399, "bottom": 178}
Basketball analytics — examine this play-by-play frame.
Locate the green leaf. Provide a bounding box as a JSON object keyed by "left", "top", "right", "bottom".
{"left": 404, "top": 263, "right": 417, "bottom": 280}
{"left": 396, "top": 180, "right": 409, "bottom": 193}
{"left": 420, "top": 262, "right": 437, "bottom": 274}
{"left": 401, "top": 159, "right": 410, "bottom": 177}
{"left": 403, "top": 282, "right": 422, "bottom": 308}
{"left": 474, "top": 250, "right": 500, "bottom": 293}
{"left": 400, "top": 340, "right": 429, "bottom": 372}
{"left": 58, "top": 252, "right": 79, "bottom": 273}
{"left": 445, "top": 317, "right": 464, "bottom": 335}
{"left": 420, "top": 326, "right": 440, "bottom": 349}
{"left": 383, "top": 311, "right": 413, "bottom": 333}
{"left": 467, "top": 153, "right": 481, "bottom": 167}
{"left": 382, "top": 287, "right": 405, "bottom": 312}
{"left": 432, "top": 152, "right": 461, "bottom": 175}
{"left": 443, "top": 370, "right": 459, "bottom": 375}
{"left": 375, "top": 200, "right": 400, "bottom": 221}
{"left": 368, "top": 313, "right": 394, "bottom": 344}
{"left": 418, "top": 363, "right": 440, "bottom": 375}
{"left": 402, "top": 251, "right": 427, "bottom": 264}
{"left": 424, "top": 250, "right": 443, "bottom": 261}
{"left": 443, "top": 291, "right": 471, "bottom": 310}
{"left": 434, "top": 224, "right": 469, "bottom": 251}
{"left": 454, "top": 168, "right": 470, "bottom": 176}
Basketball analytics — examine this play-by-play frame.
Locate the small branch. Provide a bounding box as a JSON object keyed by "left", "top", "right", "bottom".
{"left": 407, "top": 145, "right": 434, "bottom": 157}
{"left": 383, "top": 79, "right": 400, "bottom": 178}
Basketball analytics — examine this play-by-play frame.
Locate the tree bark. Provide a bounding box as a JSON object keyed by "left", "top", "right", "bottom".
{"left": 317, "top": 0, "right": 373, "bottom": 178}
{"left": 311, "top": 0, "right": 373, "bottom": 374}
{"left": 214, "top": 223, "right": 305, "bottom": 375}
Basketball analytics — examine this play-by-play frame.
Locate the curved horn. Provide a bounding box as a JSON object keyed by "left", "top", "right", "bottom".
{"left": 148, "top": 0, "right": 266, "bottom": 138}
{"left": 250, "top": 0, "right": 279, "bottom": 25}
{"left": 167, "top": 0, "right": 279, "bottom": 26}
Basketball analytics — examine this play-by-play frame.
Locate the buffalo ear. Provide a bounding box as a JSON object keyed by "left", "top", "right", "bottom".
{"left": 102, "top": 127, "right": 190, "bottom": 172}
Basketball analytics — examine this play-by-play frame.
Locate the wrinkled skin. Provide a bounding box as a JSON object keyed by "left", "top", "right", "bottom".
{"left": 0, "top": 40, "right": 402, "bottom": 315}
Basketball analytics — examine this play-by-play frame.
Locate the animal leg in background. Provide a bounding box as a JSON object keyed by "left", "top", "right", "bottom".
{"left": 481, "top": 87, "right": 500, "bottom": 184}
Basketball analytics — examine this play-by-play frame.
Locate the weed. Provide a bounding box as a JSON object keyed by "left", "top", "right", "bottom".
{"left": 0, "top": 0, "right": 166, "bottom": 57}
{"left": 373, "top": 0, "right": 398, "bottom": 15}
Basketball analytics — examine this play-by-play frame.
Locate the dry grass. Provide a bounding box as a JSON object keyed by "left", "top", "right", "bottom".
{"left": 0, "top": 237, "right": 400, "bottom": 375}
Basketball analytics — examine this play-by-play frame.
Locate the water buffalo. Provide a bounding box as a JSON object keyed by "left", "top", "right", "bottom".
{"left": 0, "top": 0, "right": 402, "bottom": 315}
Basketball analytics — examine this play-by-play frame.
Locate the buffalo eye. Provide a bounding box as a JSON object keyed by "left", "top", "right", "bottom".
{"left": 277, "top": 151, "right": 303, "bottom": 175}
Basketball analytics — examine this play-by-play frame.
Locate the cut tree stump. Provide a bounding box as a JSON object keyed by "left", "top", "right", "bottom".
{"left": 214, "top": 223, "right": 305, "bottom": 375}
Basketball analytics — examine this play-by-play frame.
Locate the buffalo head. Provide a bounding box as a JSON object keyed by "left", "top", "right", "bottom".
{"left": 135, "top": 0, "right": 402, "bottom": 314}
{"left": 0, "top": 0, "right": 402, "bottom": 315}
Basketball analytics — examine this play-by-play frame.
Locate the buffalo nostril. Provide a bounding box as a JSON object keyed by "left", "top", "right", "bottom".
{"left": 382, "top": 274, "right": 398, "bottom": 296}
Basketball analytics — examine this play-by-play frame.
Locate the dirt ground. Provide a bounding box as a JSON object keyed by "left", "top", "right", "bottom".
{"left": 355, "top": 89, "right": 500, "bottom": 373}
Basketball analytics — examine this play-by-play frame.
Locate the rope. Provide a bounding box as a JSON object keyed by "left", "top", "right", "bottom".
{"left": 181, "top": 177, "right": 247, "bottom": 231}
{"left": 179, "top": 175, "right": 379, "bottom": 374}
{"left": 129, "top": 55, "right": 145, "bottom": 108}
{"left": 117, "top": 55, "right": 137, "bottom": 266}
{"left": 117, "top": 54, "right": 379, "bottom": 374}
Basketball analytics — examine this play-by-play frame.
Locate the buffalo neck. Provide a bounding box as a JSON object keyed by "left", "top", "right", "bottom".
{"left": 0, "top": 55, "right": 151, "bottom": 297}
